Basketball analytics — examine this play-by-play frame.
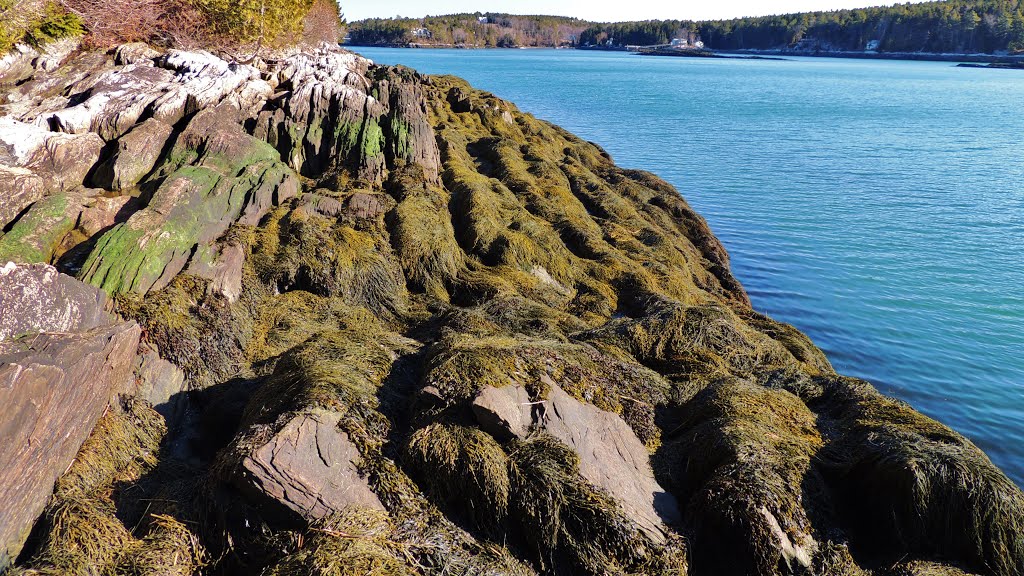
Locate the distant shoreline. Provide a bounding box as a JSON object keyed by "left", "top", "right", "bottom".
{"left": 718, "top": 48, "right": 1024, "bottom": 64}
{"left": 346, "top": 43, "right": 1024, "bottom": 65}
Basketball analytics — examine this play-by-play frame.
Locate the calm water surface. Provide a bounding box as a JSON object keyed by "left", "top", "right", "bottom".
{"left": 355, "top": 47, "right": 1024, "bottom": 486}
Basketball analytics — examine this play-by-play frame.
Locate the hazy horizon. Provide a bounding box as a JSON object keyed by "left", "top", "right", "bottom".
{"left": 344, "top": 0, "right": 934, "bottom": 23}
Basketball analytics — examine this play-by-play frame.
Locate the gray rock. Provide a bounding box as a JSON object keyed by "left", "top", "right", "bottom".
{"left": 93, "top": 118, "right": 174, "bottom": 191}
{"left": 114, "top": 42, "right": 160, "bottom": 66}
{"left": 540, "top": 384, "right": 681, "bottom": 542}
{"left": 471, "top": 383, "right": 681, "bottom": 543}
{"left": 234, "top": 410, "right": 384, "bottom": 522}
{"left": 0, "top": 166, "right": 45, "bottom": 229}
{"left": 295, "top": 192, "right": 346, "bottom": 218}
{"left": 77, "top": 195, "right": 136, "bottom": 237}
{"left": 0, "top": 44, "right": 39, "bottom": 86}
{"left": 0, "top": 262, "right": 113, "bottom": 341}
{"left": 135, "top": 345, "right": 187, "bottom": 417}
{"left": 0, "top": 117, "right": 104, "bottom": 190}
{"left": 45, "top": 63, "right": 177, "bottom": 140}
{"left": 472, "top": 384, "right": 533, "bottom": 441}
{"left": 189, "top": 242, "right": 246, "bottom": 303}
{"left": 31, "top": 38, "right": 80, "bottom": 73}
{"left": 344, "top": 192, "right": 394, "bottom": 220}
{"left": 0, "top": 266, "right": 141, "bottom": 566}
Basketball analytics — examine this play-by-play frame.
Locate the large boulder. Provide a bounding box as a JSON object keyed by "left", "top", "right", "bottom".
{"left": 80, "top": 105, "right": 299, "bottom": 295}
{"left": 0, "top": 117, "right": 104, "bottom": 190}
{"left": 472, "top": 382, "right": 680, "bottom": 543}
{"left": 0, "top": 166, "right": 45, "bottom": 229}
{"left": 91, "top": 117, "right": 175, "bottom": 191}
{"left": 0, "top": 264, "right": 141, "bottom": 569}
{"left": 0, "top": 262, "right": 112, "bottom": 340}
{"left": 0, "top": 190, "right": 90, "bottom": 264}
{"left": 44, "top": 63, "right": 175, "bottom": 140}
{"left": 229, "top": 410, "right": 384, "bottom": 522}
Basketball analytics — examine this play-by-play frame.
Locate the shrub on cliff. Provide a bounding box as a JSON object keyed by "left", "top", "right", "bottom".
{"left": 3, "top": 0, "right": 340, "bottom": 51}
{"left": 0, "top": 0, "right": 83, "bottom": 52}
{"left": 55, "top": 0, "right": 205, "bottom": 48}
{"left": 194, "top": 0, "right": 341, "bottom": 48}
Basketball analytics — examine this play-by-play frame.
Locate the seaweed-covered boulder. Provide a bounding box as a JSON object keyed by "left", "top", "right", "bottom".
{"left": 662, "top": 379, "right": 823, "bottom": 575}
{"left": 0, "top": 265, "right": 141, "bottom": 568}
{"left": 815, "top": 376, "right": 1024, "bottom": 576}
{"left": 472, "top": 383, "right": 680, "bottom": 543}
{"left": 231, "top": 410, "right": 385, "bottom": 522}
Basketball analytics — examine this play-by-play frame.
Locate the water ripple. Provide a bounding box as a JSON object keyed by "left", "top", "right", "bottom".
{"left": 357, "top": 48, "right": 1024, "bottom": 487}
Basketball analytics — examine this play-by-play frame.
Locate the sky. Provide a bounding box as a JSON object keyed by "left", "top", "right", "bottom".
{"left": 342, "top": 0, "right": 929, "bottom": 23}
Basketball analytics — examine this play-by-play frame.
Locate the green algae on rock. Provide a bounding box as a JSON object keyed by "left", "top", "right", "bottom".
{"left": 1, "top": 42, "right": 1022, "bottom": 576}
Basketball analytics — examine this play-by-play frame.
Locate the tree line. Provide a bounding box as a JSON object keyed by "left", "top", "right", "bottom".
{"left": 350, "top": 1, "right": 1024, "bottom": 54}
{"left": 589, "top": 0, "right": 1024, "bottom": 53}
{"left": 348, "top": 13, "right": 589, "bottom": 47}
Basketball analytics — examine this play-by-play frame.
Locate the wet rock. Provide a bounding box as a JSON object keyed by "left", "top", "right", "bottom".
{"left": 0, "top": 264, "right": 141, "bottom": 567}
{"left": 471, "top": 383, "right": 680, "bottom": 543}
{"left": 231, "top": 410, "right": 384, "bottom": 522}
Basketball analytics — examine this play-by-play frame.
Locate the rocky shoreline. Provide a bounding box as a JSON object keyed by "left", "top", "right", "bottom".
{"left": 0, "top": 41, "right": 1022, "bottom": 576}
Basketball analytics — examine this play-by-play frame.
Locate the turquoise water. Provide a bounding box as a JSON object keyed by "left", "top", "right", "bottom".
{"left": 355, "top": 47, "right": 1024, "bottom": 486}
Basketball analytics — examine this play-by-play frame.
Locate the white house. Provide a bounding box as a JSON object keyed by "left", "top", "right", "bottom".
{"left": 412, "top": 28, "right": 432, "bottom": 38}
{"left": 866, "top": 39, "right": 880, "bottom": 51}
{"left": 694, "top": 40, "right": 705, "bottom": 49}
{"left": 671, "top": 38, "right": 688, "bottom": 48}
{"left": 478, "top": 16, "right": 489, "bottom": 24}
